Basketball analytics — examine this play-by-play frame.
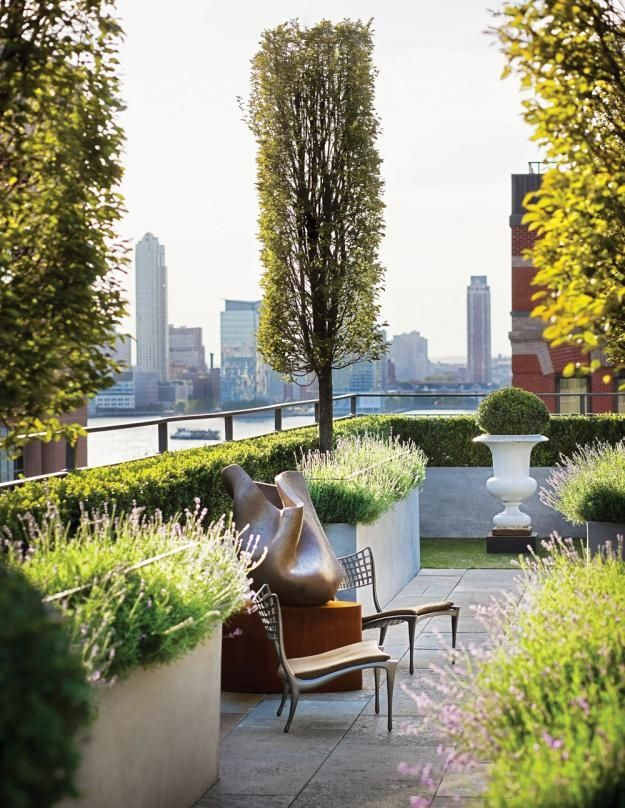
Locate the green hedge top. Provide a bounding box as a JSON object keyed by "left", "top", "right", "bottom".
{"left": 2, "top": 414, "right": 625, "bottom": 537}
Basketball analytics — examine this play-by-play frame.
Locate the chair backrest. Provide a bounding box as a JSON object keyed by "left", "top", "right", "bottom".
{"left": 336, "top": 546, "right": 382, "bottom": 613}
{"left": 252, "top": 584, "right": 293, "bottom": 677}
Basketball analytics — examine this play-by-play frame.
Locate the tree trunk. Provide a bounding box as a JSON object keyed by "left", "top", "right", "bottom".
{"left": 317, "top": 366, "right": 334, "bottom": 452}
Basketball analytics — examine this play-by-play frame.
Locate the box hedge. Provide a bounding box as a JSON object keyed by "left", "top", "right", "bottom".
{"left": 2, "top": 413, "right": 625, "bottom": 537}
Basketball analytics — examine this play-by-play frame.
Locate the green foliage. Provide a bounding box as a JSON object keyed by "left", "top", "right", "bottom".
{"left": 0, "top": 565, "right": 91, "bottom": 808}
{"left": 541, "top": 440, "right": 625, "bottom": 524}
{"left": 433, "top": 540, "right": 625, "bottom": 807}
{"left": 246, "top": 19, "right": 386, "bottom": 449}
{"left": 298, "top": 433, "right": 426, "bottom": 524}
{"left": 2, "top": 415, "right": 625, "bottom": 538}
{"left": 7, "top": 505, "right": 257, "bottom": 681}
{"left": 495, "top": 1, "right": 625, "bottom": 364}
{"left": 0, "top": 2, "right": 128, "bottom": 453}
{"left": 475, "top": 387, "right": 550, "bottom": 435}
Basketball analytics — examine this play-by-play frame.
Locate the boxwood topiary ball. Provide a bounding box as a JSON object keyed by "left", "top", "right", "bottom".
{"left": 476, "top": 387, "right": 550, "bottom": 435}
{"left": 0, "top": 565, "right": 91, "bottom": 808}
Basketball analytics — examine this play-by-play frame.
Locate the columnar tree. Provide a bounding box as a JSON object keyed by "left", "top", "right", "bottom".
{"left": 245, "top": 19, "right": 386, "bottom": 451}
{"left": 0, "top": 1, "right": 127, "bottom": 454}
{"left": 495, "top": 0, "right": 625, "bottom": 371}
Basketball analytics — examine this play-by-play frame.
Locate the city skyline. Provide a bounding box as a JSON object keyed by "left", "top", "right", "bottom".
{"left": 115, "top": 0, "right": 536, "bottom": 361}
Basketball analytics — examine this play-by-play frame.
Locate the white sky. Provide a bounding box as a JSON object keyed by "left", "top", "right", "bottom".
{"left": 116, "top": 0, "right": 537, "bottom": 362}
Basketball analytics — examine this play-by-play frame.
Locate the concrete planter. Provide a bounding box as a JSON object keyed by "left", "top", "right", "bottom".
{"left": 324, "top": 487, "right": 420, "bottom": 613}
{"left": 60, "top": 631, "right": 222, "bottom": 808}
{"left": 587, "top": 520, "right": 625, "bottom": 558}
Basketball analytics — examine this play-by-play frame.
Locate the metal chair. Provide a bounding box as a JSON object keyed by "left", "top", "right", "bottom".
{"left": 253, "top": 583, "right": 399, "bottom": 733}
{"left": 337, "top": 547, "right": 460, "bottom": 674}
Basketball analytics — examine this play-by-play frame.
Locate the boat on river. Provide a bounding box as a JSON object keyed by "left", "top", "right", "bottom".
{"left": 172, "top": 427, "right": 220, "bottom": 440}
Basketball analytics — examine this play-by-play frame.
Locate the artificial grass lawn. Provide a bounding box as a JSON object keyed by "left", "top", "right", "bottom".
{"left": 420, "top": 538, "right": 527, "bottom": 569}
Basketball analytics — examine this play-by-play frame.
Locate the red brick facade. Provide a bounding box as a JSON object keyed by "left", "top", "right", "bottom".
{"left": 510, "top": 172, "right": 618, "bottom": 413}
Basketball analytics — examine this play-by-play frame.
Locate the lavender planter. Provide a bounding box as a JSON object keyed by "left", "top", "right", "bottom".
{"left": 59, "top": 631, "right": 222, "bottom": 808}
{"left": 324, "top": 487, "right": 420, "bottom": 613}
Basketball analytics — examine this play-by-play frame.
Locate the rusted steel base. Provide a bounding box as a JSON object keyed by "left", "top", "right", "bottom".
{"left": 222, "top": 600, "right": 363, "bottom": 693}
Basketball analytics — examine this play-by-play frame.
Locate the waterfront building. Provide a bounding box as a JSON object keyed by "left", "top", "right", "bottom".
{"left": 390, "top": 331, "right": 429, "bottom": 382}
{"left": 168, "top": 325, "right": 206, "bottom": 378}
{"left": 136, "top": 233, "right": 168, "bottom": 381}
{"left": 220, "top": 300, "right": 282, "bottom": 403}
{"left": 467, "top": 276, "right": 491, "bottom": 386}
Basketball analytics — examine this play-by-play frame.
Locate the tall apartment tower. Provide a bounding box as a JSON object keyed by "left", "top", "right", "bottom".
{"left": 467, "top": 276, "right": 491, "bottom": 385}
{"left": 136, "top": 232, "right": 168, "bottom": 381}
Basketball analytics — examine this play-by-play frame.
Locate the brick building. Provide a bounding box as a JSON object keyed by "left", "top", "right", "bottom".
{"left": 510, "top": 167, "right": 623, "bottom": 414}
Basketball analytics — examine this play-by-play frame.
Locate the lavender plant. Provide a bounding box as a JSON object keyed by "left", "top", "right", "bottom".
{"left": 297, "top": 433, "right": 427, "bottom": 524}
{"left": 540, "top": 440, "right": 625, "bottom": 524}
{"left": 5, "top": 501, "right": 259, "bottom": 683}
{"left": 410, "top": 538, "right": 625, "bottom": 807}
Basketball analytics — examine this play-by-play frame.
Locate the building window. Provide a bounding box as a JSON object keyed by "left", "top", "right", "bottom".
{"left": 616, "top": 376, "right": 625, "bottom": 414}
{"left": 557, "top": 377, "right": 589, "bottom": 414}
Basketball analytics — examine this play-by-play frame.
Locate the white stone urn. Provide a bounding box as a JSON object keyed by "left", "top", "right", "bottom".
{"left": 473, "top": 434, "right": 549, "bottom": 530}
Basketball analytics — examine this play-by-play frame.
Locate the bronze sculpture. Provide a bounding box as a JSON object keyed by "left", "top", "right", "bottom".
{"left": 221, "top": 464, "right": 344, "bottom": 606}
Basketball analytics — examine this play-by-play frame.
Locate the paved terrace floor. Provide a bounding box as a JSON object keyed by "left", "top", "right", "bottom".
{"left": 196, "top": 567, "right": 524, "bottom": 808}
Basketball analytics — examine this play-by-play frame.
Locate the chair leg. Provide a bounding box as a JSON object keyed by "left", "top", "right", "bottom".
{"left": 277, "top": 681, "right": 289, "bottom": 717}
{"left": 407, "top": 618, "right": 417, "bottom": 675}
{"left": 451, "top": 608, "right": 460, "bottom": 664}
{"left": 284, "top": 686, "right": 300, "bottom": 733}
{"left": 378, "top": 625, "right": 388, "bottom": 648}
{"left": 373, "top": 667, "right": 380, "bottom": 713}
{"left": 386, "top": 662, "right": 398, "bottom": 732}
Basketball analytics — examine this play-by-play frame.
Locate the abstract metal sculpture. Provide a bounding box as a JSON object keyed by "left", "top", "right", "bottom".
{"left": 221, "top": 464, "right": 344, "bottom": 606}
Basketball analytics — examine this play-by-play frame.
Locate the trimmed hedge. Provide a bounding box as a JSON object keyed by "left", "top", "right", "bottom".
{"left": 2, "top": 414, "right": 625, "bottom": 537}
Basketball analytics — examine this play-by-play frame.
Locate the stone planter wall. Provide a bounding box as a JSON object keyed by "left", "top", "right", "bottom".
{"left": 324, "top": 488, "right": 420, "bottom": 613}
{"left": 420, "top": 467, "right": 584, "bottom": 539}
{"left": 587, "top": 520, "right": 625, "bottom": 558}
{"left": 60, "top": 631, "right": 222, "bottom": 808}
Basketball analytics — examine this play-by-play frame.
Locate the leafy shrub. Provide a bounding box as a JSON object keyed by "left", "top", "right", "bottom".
{"left": 476, "top": 386, "right": 550, "bottom": 435}
{"left": 298, "top": 433, "right": 426, "bottom": 524}
{"left": 414, "top": 539, "right": 625, "bottom": 807}
{"left": 6, "top": 503, "right": 258, "bottom": 681}
{"left": 541, "top": 440, "right": 625, "bottom": 524}
{"left": 1, "top": 414, "right": 625, "bottom": 538}
{"left": 0, "top": 565, "right": 91, "bottom": 808}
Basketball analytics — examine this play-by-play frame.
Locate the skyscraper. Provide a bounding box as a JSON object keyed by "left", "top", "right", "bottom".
{"left": 136, "top": 232, "right": 168, "bottom": 381}
{"left": 467, "top": 275, "right": 491, "bottom": 385}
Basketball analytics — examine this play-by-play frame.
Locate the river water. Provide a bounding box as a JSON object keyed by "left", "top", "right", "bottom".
{"left": 87, "top": 408, "right": 474, "bottom": 468}
{"left": 87, "top": 413, "right": 317, "bottom": 468}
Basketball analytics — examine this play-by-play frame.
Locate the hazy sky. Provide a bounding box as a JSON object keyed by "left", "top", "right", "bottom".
{"left": 116, "top": 0, "right": 537, "bottom": 362}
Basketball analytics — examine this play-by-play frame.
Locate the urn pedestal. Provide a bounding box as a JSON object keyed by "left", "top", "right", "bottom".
{"left": 473, "top": 434, "right": 548, "bottom": 553}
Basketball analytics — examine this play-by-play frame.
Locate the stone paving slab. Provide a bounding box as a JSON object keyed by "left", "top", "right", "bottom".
{"left": 195, "top": 567, "right": 522, "bottom": 808}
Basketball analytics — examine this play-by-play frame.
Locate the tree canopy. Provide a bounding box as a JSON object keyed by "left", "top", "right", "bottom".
{"left": 495, "top": 0, "right": 625, "bottom": 371}
{"left": 245, "top": 19, "right": 386, "bottom": 449}
{"left": 0, "top": 0, "right": 127, "bottom": 454}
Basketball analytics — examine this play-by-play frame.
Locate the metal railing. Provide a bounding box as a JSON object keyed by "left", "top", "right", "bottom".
{"left": 2, "top": 390, "right": 624, "bottom": 490}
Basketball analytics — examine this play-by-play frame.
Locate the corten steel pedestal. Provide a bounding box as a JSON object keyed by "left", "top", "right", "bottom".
{"left": 486, "top": 527, "right": 537, "bottom": 554}
{"left": 222, "top": 600, "right": 363, "bottom": 693}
